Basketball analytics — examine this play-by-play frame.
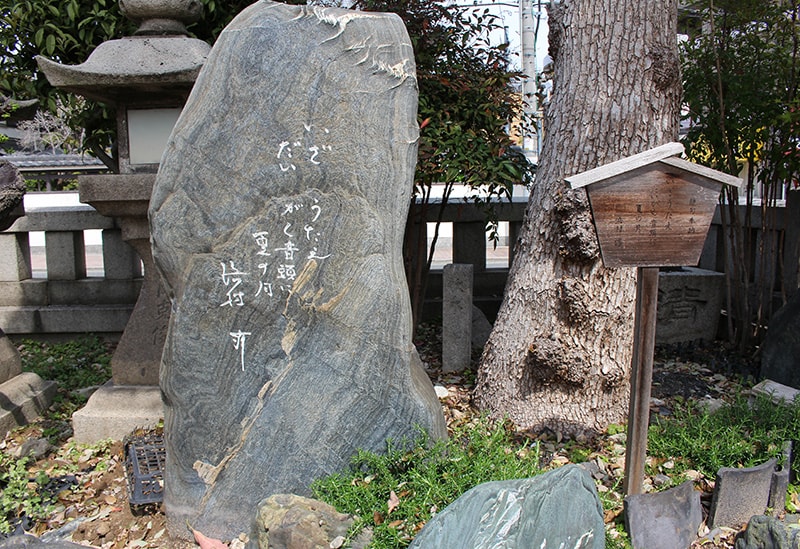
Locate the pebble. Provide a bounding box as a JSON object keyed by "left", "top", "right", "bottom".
{"left": 683, "top": 469, "right": 702, "bottom": 481}
{"left": 653, "top": 474, "right": 671, "bottom": 487}
{"left": 433, "top": 386, "right": 449, "bottom": 399}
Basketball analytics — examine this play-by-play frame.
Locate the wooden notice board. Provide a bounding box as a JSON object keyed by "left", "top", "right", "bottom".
{"left": 565, "top": 143, "right": 741, "bottom": 497}
{"left": 566, "top": 144, "right": 742, "bottom": 268}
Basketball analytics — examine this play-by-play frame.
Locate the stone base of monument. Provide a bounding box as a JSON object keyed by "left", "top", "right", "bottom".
{"left": 0, "top": 372, "right": 57, "bottom": 436}
{"left": 72, "top": 383, "right": 162, "bottom": 443}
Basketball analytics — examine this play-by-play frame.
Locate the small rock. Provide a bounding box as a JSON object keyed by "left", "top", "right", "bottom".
{"left": 698, "top": 397, "right": 726, "bottom": 414}
{"left": 734, "top": 515, "right": 794, "bottom": 549}
{"left": 254, "top": 494, "right": 372, "bottom": 549}
{"left": 434, "top": 386, "right": 450, "bottom": 399}
{"left": 683, "top": 469, "right": 702, "bottom": 481}
{"left": 609, "top": 433, "right": 627, "bottom": 444}
{"left": 12, "top": 438, "right": 52, "bottom": 460}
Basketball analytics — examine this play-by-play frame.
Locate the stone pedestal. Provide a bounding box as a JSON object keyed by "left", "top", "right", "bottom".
{"left": 35, "top": 0, "right": 209, "bottom": 448}
{"left": 73, "top": 175, "right": 169, "bottom": 442}
{"left": 71, "top": 383, "right": 163, "bottom": 443}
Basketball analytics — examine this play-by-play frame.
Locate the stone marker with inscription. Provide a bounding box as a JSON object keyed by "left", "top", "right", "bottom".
{"left": 149, "top": 1, "right": 447, "bottom": 541}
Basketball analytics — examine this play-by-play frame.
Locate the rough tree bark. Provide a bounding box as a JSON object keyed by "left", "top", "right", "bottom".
{"left": 475, "top": 0, "right": 681, "bottom": 436}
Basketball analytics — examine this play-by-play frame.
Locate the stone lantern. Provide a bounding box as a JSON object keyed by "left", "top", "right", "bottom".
{"left": 37, "top": 0, "right": 210, "bottom": 442}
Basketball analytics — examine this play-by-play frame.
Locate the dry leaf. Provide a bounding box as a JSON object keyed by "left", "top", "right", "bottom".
{"left": 387, "top": 520, "right": 404, "bottom": 529}
{"left": 373, "top": 511, "right": 384, "bottom": 525}
{"left": 603, "top": 508, "right": 622, "bottom": 523}
{"left": 190, "top": 525, "right": 229, "bottom": 549}
{"left": 387, "top": 491, "right": 400, "bottom": 514}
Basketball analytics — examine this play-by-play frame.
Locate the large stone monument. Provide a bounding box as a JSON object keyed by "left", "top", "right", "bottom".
{"left": 149, "top": 1, "right": 447, "bottom": 541}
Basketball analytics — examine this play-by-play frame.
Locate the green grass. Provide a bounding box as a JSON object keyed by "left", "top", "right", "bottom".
{"left": 18, "top": 336, "right": 112, "bottom": 392}
{"left": 312, "top": 418, "right": 544, "bottom": 548}
{"left": 648, "top": 393, "right": 800, "bottom": 480}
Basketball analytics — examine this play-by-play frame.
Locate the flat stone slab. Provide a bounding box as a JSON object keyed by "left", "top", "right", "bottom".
{"left": 0, "top": 372, "right": 56, "bottom": 436}
{"left": 71, "top": 383, "right": 163, "bottom": 443}
{"left": 624, "top": 480, "right": 702, "bottom": 549}
{"left": 710, "top": 458, "right": 776, "bottom": 528}
{"left": 149, "top": 1, "right": 446, "bottom": 541}
{"left": 752, "top": 379, "right": 800, "bottom": 406}
{"left": 408, "top": 465, "right": 604, "bottom": 548}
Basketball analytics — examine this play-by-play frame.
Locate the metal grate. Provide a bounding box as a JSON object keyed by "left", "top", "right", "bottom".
{"left": 124, "top": 433, "right": 165, "bottom": 507}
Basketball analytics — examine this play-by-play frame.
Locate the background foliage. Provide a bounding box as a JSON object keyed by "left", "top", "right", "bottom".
{"left": 680, "top": 0, "right": 799, "bottom": 349}
{"left": 1, "top": 0, "right": 532, "bottom": 325}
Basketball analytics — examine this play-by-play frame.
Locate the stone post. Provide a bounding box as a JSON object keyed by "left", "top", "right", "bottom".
{"left": 443, "top": 263, "right": 474, "bottom": 373}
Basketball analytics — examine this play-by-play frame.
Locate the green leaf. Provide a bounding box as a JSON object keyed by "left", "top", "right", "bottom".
{"left": 45, "top": 33, "right": 55, "bottom": 55}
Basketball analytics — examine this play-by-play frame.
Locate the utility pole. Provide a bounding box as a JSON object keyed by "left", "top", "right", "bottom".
{"left": 519, "top": 0, "right": 545, "bottom": 162}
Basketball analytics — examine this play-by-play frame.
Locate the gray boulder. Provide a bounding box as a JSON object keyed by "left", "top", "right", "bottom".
{"left": 761, "top": 290, "right": 800, "bottom": 389}
{"left": 408, "top": 465, "right": 604, "bottom": 548}
{"left": 149, "top": 0, "right": 446, "bottom": 541}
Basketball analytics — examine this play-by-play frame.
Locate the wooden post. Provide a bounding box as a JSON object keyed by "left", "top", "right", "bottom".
{"left": 623, "top": 266, "right": 659, "bottom": 495}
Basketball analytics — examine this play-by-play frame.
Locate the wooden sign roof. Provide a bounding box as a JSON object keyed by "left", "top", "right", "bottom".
{"left": 565, "top": 143, "right": 742, "bottom": 268}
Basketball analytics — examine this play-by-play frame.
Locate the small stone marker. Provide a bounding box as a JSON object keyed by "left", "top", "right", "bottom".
{"left": 623, "top": 480, "right": 702, "bottom": 549}
{"left": 752, "top": 379, "right": 800, "bottom": 406}
{"left": 408, "top": 465, "right": 604, "bottom": 548}
{"left": 710, "top": 458, "right": 776, "bottom": 528}
{"left": 150, "top": 1, "right": 446, "bottom": 541}
{"left": 442, "top": 263, "right": 473, "bottom": 372}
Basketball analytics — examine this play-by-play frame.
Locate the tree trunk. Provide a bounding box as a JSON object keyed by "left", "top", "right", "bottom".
{"left": 474, "top": 0, "right": 681, "bottom": 436}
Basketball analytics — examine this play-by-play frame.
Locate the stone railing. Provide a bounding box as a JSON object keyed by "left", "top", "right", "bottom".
{"left": 0, "top": 195, "right": 142, "bottom": 336}
{"left": 0, "top": 192, "right": 793, "bottom": 337}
